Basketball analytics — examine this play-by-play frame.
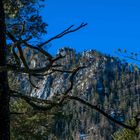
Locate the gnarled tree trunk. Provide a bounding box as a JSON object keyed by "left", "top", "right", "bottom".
{"left": 0, "top": 0, "right": 10, "bottom": 139}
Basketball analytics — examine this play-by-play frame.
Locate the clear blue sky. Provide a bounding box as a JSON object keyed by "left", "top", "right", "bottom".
{"left": 40, "top": 0, "right": 140, "bottom": 56}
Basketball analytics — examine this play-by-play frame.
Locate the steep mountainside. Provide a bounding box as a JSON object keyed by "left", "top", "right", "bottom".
{"left": 9, "top": 47, "right": 140, "bottom": 140}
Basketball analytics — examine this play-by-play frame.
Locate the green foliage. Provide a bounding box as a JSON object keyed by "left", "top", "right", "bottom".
{"left": 10, "top": 99, "right": 55, "bottom": 140}
{"left": 10, "top": 99, "right": 74, "bottom": 139}
{"left": 112, "top": 119, "right": 140, "bottom": 140}
{"left": 5, "top": 0, "right": 47, "bottom": 38}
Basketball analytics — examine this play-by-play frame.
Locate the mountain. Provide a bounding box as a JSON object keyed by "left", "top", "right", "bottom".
{"left": 9, "top": 47, "right": 140, "bottom": 140}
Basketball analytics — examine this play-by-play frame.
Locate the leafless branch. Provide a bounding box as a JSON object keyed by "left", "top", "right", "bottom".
{"left": 11, "top": 89, "right": 140, "bottom": 131}
{"left": 10, "top": 112, "right": 25, "bottom": 115}
{"left": 66, "top": 95, "right": 139, "bottom": 131}
{"left": 38, "top": 23, "right": 87, "bottom": 48}
{"left": 10, "top": 90, "right": 54, "bottom": 104}
{"left": 28, "top": 75, "right": 39, "bottom": 89}
{"left": 115, "top": 51, "right": 140, "bottom": 63}
{"left": 22, "top": 41, "right": 53, "bottom": 61}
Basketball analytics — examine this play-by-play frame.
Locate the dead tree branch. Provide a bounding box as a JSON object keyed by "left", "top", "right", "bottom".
{"left": 38, "top": 23, "right": 87, "bottom": 48}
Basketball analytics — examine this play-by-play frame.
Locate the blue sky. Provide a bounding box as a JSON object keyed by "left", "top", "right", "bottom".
{"left": 40, "top": 0, "right": 140, "bottom": 56}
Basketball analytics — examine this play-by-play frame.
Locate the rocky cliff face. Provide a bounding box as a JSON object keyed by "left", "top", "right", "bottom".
{"left": 9, "top": 47, "right": 140, "bottom": 140}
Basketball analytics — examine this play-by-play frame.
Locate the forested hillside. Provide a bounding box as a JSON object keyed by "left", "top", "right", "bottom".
{"left": 9, "top": 47, "right": 140, "bottom": 139}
